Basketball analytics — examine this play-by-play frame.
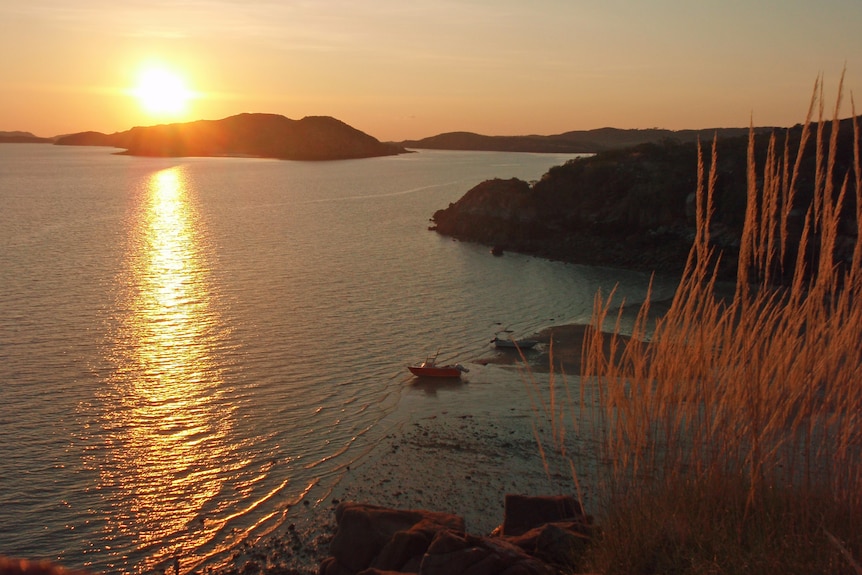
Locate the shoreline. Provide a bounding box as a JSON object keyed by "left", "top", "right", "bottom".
{"left": 206, "top": 292, "right": 680, "bottom": 573}
{"left": 205, "top": 276, "right": 683, "bottom": 570}
{"left": 209, "top": 318, "right": 623, "bottom": 574}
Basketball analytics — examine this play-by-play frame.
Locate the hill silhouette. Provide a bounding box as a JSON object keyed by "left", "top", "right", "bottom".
{"left": 0, "top": 131, "right": 52, "bottom": 143}
{"left": 55, "top": 113, "right": 407, "bottom": 160}
{"left": 399, "top": 126, "right": 776, "bottom": 153}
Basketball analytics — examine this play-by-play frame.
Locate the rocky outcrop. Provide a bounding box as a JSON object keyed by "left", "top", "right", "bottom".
{"left": 431, "top": 140, "right": 702, "bottom": 275}
{"left": 54, "top": 114, "right": 407, "bottom": 161}
{"left": 319, "top": 496, "right": 593, "bottom": 575}
{"left": 325, "top": 503, "right": 465, "bottom": 573}
{"left": 431, "top": 178, "right": 541, "bottom": 246}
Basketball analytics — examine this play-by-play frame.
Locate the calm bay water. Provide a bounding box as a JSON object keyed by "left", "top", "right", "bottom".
{"left": 0, "top": 144, "right": 665, "bottom": 573}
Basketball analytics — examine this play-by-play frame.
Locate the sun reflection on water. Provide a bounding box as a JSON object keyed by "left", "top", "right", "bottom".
{"left": 93, "top": 167, "right": 240, "bottom": 572}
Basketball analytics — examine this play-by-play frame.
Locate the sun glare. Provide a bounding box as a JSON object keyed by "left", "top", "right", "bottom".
{"left": 132, "top": 66, "right": 193, "bottom": 118}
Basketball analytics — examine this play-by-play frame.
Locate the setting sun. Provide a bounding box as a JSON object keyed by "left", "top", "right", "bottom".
{"left": 132, "top": 66, "right": 193, "bottom": 118}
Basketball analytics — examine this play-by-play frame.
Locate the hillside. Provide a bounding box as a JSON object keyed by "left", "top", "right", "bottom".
{"left": 399, "top": 126, "right": 776, "bottom": 153}
{"left": 430, "top": 118, "right": 861, "bottom": 279}
{"left": 0, "top": 131, "right": 52, "bottom": 143}
{"left": 55, "top": 113, "right": 407, "bottom": 161}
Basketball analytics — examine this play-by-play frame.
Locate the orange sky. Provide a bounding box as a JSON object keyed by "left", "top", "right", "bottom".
{"left": 1, "top": 1, "right": 860, "bottom": 142}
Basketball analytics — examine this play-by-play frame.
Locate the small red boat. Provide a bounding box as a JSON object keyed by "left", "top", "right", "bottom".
{"left": 408, "top": 353, "right": 469, "bottom": 378}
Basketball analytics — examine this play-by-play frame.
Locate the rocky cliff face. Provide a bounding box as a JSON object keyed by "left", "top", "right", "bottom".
{"left": 432, "top": 119, "right": 861, "bottom": 278}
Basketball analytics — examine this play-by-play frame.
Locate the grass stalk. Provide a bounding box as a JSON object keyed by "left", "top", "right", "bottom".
{"left": 535, "top": 73, "right": 862, "bottom": 574}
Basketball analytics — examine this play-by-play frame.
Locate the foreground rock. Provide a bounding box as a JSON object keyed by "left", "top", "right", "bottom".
{"left": 320, "top": 496, "right": 593, "bottom": 575}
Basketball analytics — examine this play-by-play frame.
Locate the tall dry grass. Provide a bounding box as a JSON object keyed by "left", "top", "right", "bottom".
{"left": 530, "top": 74, "right": 862, "bottom": 574}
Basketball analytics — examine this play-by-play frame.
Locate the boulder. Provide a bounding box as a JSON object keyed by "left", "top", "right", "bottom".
{"left": 320, "top": 500, "right": 594, "bottom": 575}
{"left": 504, "top": 521, "right": 591, "bottom": 569}
{"left": 324, "top": 502, "right": 464, "bottom": 574}
{"left": 420, "top": 529, "right": 554, "bottom": 575}
{"left": 501, "top": 494, "right": 585, "bottom": 536}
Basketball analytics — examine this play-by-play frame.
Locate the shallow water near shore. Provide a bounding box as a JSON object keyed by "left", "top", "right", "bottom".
{"left": 0, "top": 144, "right": 675, "bottom": 573}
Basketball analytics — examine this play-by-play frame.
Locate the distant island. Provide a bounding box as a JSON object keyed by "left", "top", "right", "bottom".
{"left": 54, "top": 113, "right": 408, "bottom": 161}
{"left": 6, "top": 120, "right": 788, "bottom": 157}
{"left": 397, "top": 126, "right": 777, "bottom": 154}
{"left": 0, "top": 131, "right": 53, "bottom": 144}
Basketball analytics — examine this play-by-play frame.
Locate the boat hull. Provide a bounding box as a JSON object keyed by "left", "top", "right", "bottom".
{"left": 408, "top": 365, "right": 465, "bottom": 378}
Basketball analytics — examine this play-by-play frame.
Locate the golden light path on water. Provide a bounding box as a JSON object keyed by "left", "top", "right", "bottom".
{"left": 94, "top": 167, "right": 247, "bottom": 573}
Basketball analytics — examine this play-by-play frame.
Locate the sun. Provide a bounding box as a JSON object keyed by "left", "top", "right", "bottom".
{"left": 132, "top": 66, "right": 193, "bottom": 118}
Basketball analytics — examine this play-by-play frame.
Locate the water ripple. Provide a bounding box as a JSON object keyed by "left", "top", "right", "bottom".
{"left": 0, "top": 147, "right": 669, "bottom": 573}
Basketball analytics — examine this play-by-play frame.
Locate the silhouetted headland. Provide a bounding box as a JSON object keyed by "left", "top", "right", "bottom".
{"left": 430, "top": 116, "right": 861, "bottom": 280}
{"left": 55, "top": 113, "right": 408, "bottom": 161}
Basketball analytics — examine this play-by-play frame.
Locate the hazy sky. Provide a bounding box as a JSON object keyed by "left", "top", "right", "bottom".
{"left": 2, "top": 0, "right": 860, "bottom": 141}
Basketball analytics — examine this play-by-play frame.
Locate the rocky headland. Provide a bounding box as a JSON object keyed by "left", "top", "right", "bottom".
{"left": 54, "top": 113, "right": 408, "bottom": 161}
{"left": 430, "top": 117, "right": 861, "bottom": 280}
